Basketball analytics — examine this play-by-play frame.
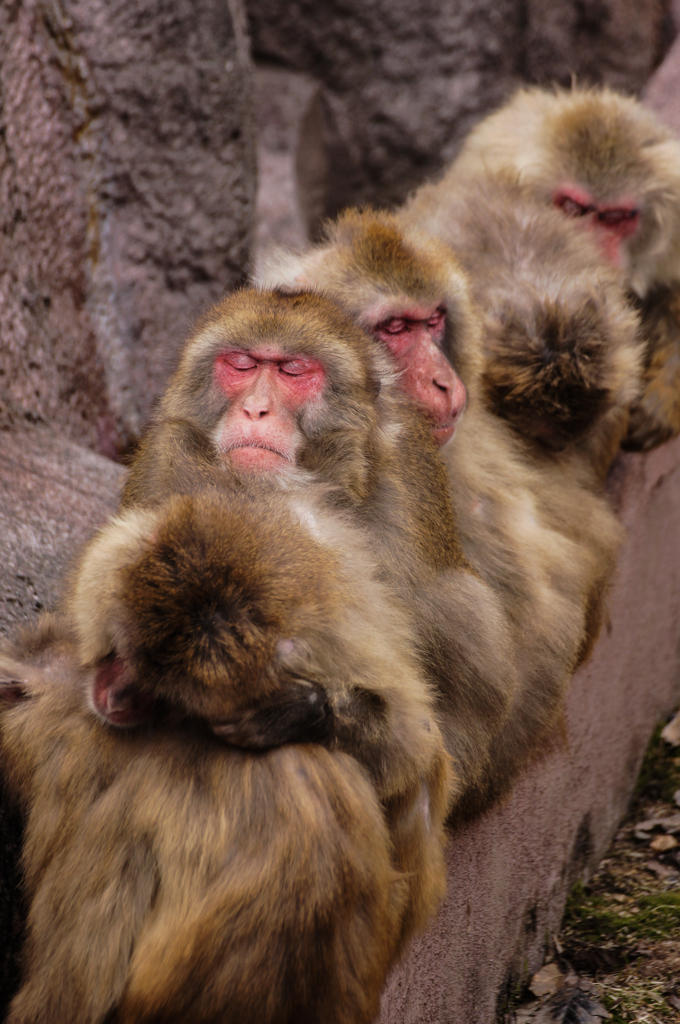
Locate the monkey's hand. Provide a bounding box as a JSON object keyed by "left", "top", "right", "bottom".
{"left": 624, "top": 359, "right": 680, "bottom": 451}
{"left": 210, "top": 678, "right": 333, "bottom": 749}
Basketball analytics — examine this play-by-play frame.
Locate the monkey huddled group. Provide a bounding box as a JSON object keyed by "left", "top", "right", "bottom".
{"left": 1, "top": 84, "right": 680, "bottom": 1024}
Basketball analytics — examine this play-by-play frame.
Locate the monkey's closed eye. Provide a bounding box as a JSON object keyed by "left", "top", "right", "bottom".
{"left": 217, "top": 351, "right": 258, "bottom": 372}
{"left": 427, "top": 308, "right": 446, "bottom": 329}
{"left": 598, "top": 208, "right": 639, "bottom": 227}
{"left": 556, "top": 196, "right": 592, "bottom": 218}
{"left": 279, "top": 360, "right": 311, "bottom": 376}
{"left": 379, "top": 318, "right": 407, "bottom": 334}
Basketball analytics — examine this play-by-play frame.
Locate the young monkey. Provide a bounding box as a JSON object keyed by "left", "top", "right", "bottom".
{"left": 257, "top": 211, "right": 625, "bottom": 811}
{"left": 446, "top": 84, "right": 680, "bottom": 452}
{"left": 0, "top": 569, "right": 449, "bottom": 1024}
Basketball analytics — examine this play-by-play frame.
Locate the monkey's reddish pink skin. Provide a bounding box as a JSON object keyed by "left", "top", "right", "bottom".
{"left": 375, "top": 307, "right": 467, "bottom": 445}
{"left": 214, "top": 347, "right": 327, "bottom": 470}
{"left": 214, "top": 347, "right": 326, "bottom": 406}
{"left": 553, "top": 184, "right": 640, "bottom": 267}
{"left": 93, "top": 657, "right": 150, "bottom": 726}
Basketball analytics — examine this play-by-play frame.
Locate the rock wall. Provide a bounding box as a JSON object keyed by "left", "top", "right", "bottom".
{"left": 0, "top": 0, "right": 255, "bottom": 457}
{"left": 0, "top": 426, "right": 124, "bottom": 637}
{"left": 247, "top": 0, "right": 672, "bottom": 233}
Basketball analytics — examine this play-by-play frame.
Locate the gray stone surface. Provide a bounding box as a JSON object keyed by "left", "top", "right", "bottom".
{"left": 247, "top": 0, "right": 671, "bottom": 233}
{"left": 251, "top": 63, "right": 313, "bottom": 272}
{"left": 379, "top": 439, "right": 680, "bottom": 1024}
{"left": 0, "top": 426, "right": 124, "bottom": 638}
{"left": 0, "top": 0, "right": 255, "bottom": 458}
{"left": 644, "top": 32, "right": 680, "bottom": 138}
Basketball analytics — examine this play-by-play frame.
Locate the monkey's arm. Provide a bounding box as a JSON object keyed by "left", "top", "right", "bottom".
{"left": 121, "top": 420, "right": 234, "bottom": 509}
{"left": 623, "top": 286, "right": 680, "bottom": 452}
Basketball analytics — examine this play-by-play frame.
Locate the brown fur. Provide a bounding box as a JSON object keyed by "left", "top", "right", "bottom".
{"left": 1, "top": 488, "right": 453, "bottom": 1022}
{"left": 623, "top": 285, "right": 680, "bottom": 451}
{"left": 0, "top": 627, "right": 407, "bottom": 1024}
{"left": 257, "top": 208, "right": 627, "bottom": 813}
{"left": 1, "top": 290, "right": 467, "bottom": 1023}
{"left": 449, "top": 84, "right": 680, "bottom": 452}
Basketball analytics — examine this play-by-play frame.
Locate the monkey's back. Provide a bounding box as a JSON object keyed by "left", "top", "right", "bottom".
{"left": 2, "top": 674, "right": 408, "bottom": 1024}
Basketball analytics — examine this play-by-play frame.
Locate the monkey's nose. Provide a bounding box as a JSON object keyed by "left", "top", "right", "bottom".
{"left": 428, "top": 368, "right": 466, "bottom": 446}
{"left": 242, "top": 402, "right": 270, "bottom": 419}
{"left": 432, "top": 369, "right": 467, "bottom": 422}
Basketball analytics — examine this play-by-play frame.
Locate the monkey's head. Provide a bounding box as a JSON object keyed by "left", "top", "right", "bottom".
{"left": 161, "top": 289, "right": 393, "bottom": 502}
{"left": 257, "top": 209, "right": 478, "bottom": 446}
{"left": 483, "top": 293, "right": 633, "bottom": 450}
{"left": 455, "top": 85, "right": 680, "bottom": 298}
{"left": 70, "top": 494, "right": 349, "bottom": 741}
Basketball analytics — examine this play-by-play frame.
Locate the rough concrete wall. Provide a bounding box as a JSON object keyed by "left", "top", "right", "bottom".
{"left": 644, "top": 31, "right": 680, "bottom": 136}
{"left": 0, "top": 426, "right": 124, "bottom": 637}
{"left": 0, "top": 0, "right": 255, "bottom": 458}
{"left": 378, "top": 438, "right": 680, "bottom": 1024}
{"left": 247, "top": 0, "right": 671, "bottom": 233}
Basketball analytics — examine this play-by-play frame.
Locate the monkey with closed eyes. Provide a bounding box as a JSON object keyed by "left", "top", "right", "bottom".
{"left": 446, "top": 84, "right": 680, "bottom": 452}
{"left": 257, "top": 209, "right": 631, "bottom": 808}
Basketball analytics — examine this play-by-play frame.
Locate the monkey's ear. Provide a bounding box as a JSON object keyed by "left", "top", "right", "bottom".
{"left": 92, "top": 655, "right": 155, "bottom": 728}
{"left": 275, "top": 636, "right": 316, "bottom": 673}
{"left": 0, "top": 679, "right": 31, "bottom": 704}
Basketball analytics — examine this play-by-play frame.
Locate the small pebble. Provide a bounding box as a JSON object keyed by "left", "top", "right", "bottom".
{"left": 650, "top": 834, "right": 678, "bottom": 852}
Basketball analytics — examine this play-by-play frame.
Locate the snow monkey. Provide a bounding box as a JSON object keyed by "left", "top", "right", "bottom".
{"left": 257, "top": 210, "right": 628, "bottom": 808}
{"left": 116, "top": 287, "right": 517, "bottom": 823}
{"left": 448, "top": 85, "right": 680, "bottom": 452}
{"left": 402, "top": 172, "right": 644, "bottom": 480}
{"left": 0, "top": 568, "right": 450, "bottom": 1024}
{"left": 1, "top": 476, "right": 453, "bottom": 1021}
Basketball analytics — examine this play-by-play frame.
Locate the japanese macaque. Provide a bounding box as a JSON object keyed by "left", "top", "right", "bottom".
{"left": 402, "top": 172, "right": 644, "bottom": 479}
{"left": 447, "top": 85, "right": 680, "bottom": 451}
{"left": 116, "top": 288, "right": 517, "bottom": 823}
{"left": 0, "top": 286, "right": 511, "bottom": 1023}
{"left": 1, "top": 490, "right": 453, "bottom": 1024}
{"left": 0, "top": 595, "right": 448, "bottom": 1024}
{"left": 257, "top": 209, "right": 627, "bottom": 801}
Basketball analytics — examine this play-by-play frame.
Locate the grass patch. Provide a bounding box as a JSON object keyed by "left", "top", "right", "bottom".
{"left": 564, "top": 889, "right": 680, "bottom": 945}
{"left": 554, "top": 715, "right": 680, "bottom": 1023}
{"left": 632, "top": 724, "right": 680, "bottom": 809}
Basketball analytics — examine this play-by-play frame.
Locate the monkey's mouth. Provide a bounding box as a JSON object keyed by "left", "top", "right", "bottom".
{"left": 225, "top": 441, "right": 294, "bottom": 472}
{"left": 432, "top": 419, "right": 459, "bottom": 446}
